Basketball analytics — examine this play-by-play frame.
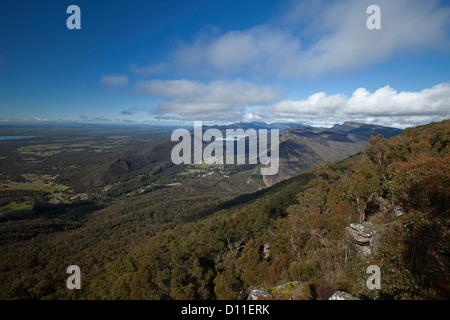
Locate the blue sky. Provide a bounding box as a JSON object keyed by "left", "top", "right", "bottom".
{"left": 0, "top": 0, "right": 449, "bottom": 128}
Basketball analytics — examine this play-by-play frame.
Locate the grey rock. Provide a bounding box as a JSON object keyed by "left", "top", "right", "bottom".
{"left": 347, "top": 223, "right": 372, "bottom": 245}
{"left": 247, "top": 289, "right": 273, "bottom": 300}
{"left": 392, "top": 206, "right": 404, "bottom": 217}
{"left": 328, "top": 291, "right": 360, "bottom": 300}
{"left": 274, "top": 281, "right": 300, "bottom": 293}
{"left": 345, "top": 222, "right": 382, "bottom": 257}
{"left": 263, "top": 243, "right": 271, "bottom": 260}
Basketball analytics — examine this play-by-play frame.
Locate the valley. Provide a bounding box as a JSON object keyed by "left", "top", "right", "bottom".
{"left": 0, "top": 120, "right": 447, "bottom": 300}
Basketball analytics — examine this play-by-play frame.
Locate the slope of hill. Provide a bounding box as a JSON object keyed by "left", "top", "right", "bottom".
{"left": 99, "top": 119, "right": 445, "bottom": 300}
{"left": 262, "top": 122, "right": 402, "bottom": 186}
{"left": 0, "top": 120, "right": 446, "bottom": 300}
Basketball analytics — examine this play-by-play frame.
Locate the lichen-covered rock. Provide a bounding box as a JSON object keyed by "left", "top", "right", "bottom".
{"left": 247, "top": 281, "right": 303, "bottom": 300}
{"left": 270, "top": 281, "right": 301, "bottom": 300}
{"left": 347, "top": 223, "right": 372, "bottom": 244}
{"left": 345, "top": 222, "right": 382, "bottom": 257}
{"left": 328, "top": 291, "right": 360, "bottom": 300}
{"left": 247, "top": 289, "right": 273, "bottom": 300}
{"left": 274, "top": 281, "right": 300, "bottom": 293}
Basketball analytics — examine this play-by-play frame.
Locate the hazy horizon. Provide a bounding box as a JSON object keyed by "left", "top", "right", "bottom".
{"left": 0, "top": 117, "right": 415, "bottom": 130}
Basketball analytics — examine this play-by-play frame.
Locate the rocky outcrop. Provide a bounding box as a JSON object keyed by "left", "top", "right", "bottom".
{"left": 365, "top": 195, "right": 405, "bottom": 219}
{"left": 247, "top": 289, "right": 273, "bottom": 300}
{"left": 248, "top": 285, "right": 360, "bottom": 300}
{"left": 247, "top": 281, "right": 302, "bottom": 300}
{"left": 328, "top": 291, "right": 360, "bottom": 300}
{"left": 345, "top": 222, "right": 382, "bottom": 257}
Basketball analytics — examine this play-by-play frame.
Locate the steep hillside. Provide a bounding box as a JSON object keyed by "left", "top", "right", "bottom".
{"left": 86, "top": 119, "right": 445, "bottom": 300}
{"left": 262, "top": 122, "right": 402, "bottom": 186}
{"left": 0, "top": 120, "right": 445, "bottom": 300}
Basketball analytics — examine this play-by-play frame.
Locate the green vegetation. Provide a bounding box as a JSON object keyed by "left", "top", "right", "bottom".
{"left": 0, "top": 201, "right": 33, "bottom": 218}
{"left": 0, "top": 120, "right": 447, "bottom": 300}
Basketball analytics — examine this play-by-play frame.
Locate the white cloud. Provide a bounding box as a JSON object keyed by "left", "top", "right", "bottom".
{"left": 251, "top": 82, "right": 450, "bottom": 128}
{"left": 173, "top": 26, "right": 303, "bottom": 77}
{"left": 101, "top": 74, "right": 129, "bottom": 86}
{"left": 135, "top": 79, "right": 282, "bottom": 121}
{"left": 129, "top": 79, "right": 450, "bottom": 127}
{"left": 170, "top": 0, "right": 450, "bottom": 78}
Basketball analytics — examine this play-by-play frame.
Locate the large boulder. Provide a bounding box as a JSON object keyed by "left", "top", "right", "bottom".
{"left": 247, "top": 289, "right": 273, "bottom": 300}
{"left": 247, "top": 281, "right": 302, "bottom": 300}
{"left": 328, "top": 291, "right": 360, "bottom": 300}
{"left": 274, "top": 281, "right": 300, "bottom": 293}
{"left": 345, "top": 222, "right": 382, "bottom": 257}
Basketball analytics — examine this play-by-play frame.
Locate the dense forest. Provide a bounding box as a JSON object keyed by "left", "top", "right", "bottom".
{"left": 0, "top": 120, "right": 448, "bottom": 300}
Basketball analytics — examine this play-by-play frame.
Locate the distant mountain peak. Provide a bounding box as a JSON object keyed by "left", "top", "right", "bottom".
{"left": 340, "top": 121, "right": 364, "bottom": 127}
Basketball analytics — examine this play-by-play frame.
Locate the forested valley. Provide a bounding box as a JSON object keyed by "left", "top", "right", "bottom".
{"left": 0, "top": 120, "right": 448, "bottom": 300}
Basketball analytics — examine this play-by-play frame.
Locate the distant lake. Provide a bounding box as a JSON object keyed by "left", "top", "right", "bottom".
{"left": 0, "top": 136, "right": 38, "bottom": 141}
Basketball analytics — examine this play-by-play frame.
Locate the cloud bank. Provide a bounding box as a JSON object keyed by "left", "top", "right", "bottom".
{"left": 134, "top": 79, "right": 282, "bottom": 121}
{"left": 170, "top": 0, "right": 450, "bottom": 78}
{"left": 249, "top": 82, "right": 450, "bottom": 128}
{"left": 129, "top": 79, "right": 450, "bottom": 128}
